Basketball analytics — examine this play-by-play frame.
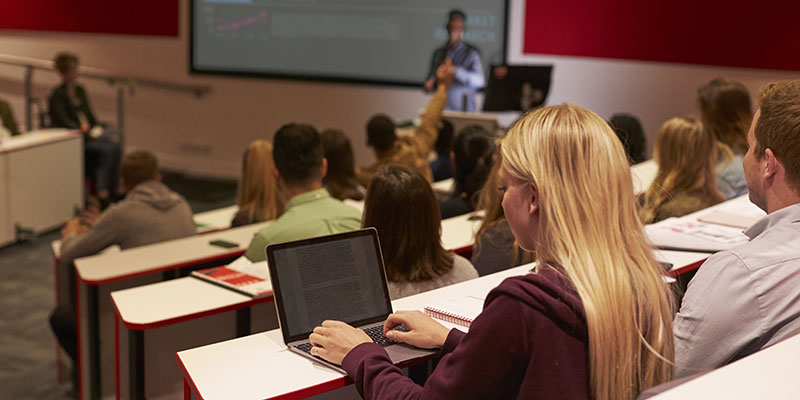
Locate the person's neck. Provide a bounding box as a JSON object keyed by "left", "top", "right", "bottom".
{"left": 282, "top": 181, "right": 324, "bottom": 202}
{"left": 765, "top": 187, "right": 800, "bottom": 214}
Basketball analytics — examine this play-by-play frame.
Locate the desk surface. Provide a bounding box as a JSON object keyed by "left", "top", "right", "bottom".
{"left": 193, "top": 205, "right": 239, "bottom": 233}
{"left": 111, "top": 277, "right": 272, "bottom": 330}
{"left": 645, "top": 195, "right": 764, "bottom": 253}
{"left": 651, "top": 332, "right": 800, "bottom": 399}
{"left": 441, "top": 211, "right": 484, "bottom": 252}
{"left": 0, "top": 128, "right": 78, "bottom": 153}
{"left": 176, "top": 247, "right": 701, "bottom": 400}
{"left": 75, "top": 221, "right": 270, "bottom": 285}
{"left": 630, "top": 159, "right": 658, "bottom": 195}
{"left": 177, "top": 264, "right": 531, "bottom": 400}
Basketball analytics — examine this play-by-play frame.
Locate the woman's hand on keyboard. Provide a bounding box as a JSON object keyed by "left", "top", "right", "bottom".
{"left": 383, "top": 310, "right": 449, "bottom": 349}
{"left": 309, "top": 320, "right": 371, "bottom": 365}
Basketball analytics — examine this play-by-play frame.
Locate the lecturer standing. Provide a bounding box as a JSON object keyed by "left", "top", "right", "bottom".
{"left": 424, "top": 10, "right": 484, "bottom": 113}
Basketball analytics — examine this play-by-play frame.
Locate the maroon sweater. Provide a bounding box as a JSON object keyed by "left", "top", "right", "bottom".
{"left": 341, "top": 269, "right": 589, "bottom": 399}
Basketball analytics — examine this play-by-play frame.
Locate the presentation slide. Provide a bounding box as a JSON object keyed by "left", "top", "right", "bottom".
{"left": 191, "top": 0, "right": 507, "bottom": 85}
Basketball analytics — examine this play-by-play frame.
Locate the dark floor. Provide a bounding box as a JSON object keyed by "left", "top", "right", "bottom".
{"left": 0, "top": 173, "right": 236, "bottom": 399}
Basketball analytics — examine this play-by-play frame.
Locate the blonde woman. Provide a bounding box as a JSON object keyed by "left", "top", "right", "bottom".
{"left": 640, "top": 117, "right": 725, "bottom": 224}
{"left": 307, "top": 104, "right": 675, "bottom": 400}
{"left": 231, "top": 140, "right": 283, "bottom": 227}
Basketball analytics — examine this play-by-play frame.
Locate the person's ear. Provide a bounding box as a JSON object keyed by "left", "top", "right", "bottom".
{"left": 528, "top": 182, "right": 539, "bottom": 216}
{"left": 320, "top": 158, "right": 328, "bottom": 180}
{"left": 764, "top": 148, "right": 779, "bottom": 180}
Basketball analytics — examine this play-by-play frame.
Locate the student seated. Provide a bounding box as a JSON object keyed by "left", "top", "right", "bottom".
{"left": 609, "top": 113, "right": 646, "bottom": 164}
{"left": 49, "top": 150, "right": 196, "bottom": 389}
{"left": 429, "top": 119, "right": 455, "bottom": 182}
{"left": 321, "top": 129, "right": 365, "bottom": 201}
{"left": 362, "top": 165, "right": 478, "bottom": 299}
{"left": 355, "top": 61, "right": 454, "bottom": 186}
{"left": 698, "top": 78, "right": 752, "bottom": 199}
{"left": 232, "top": 140, "right": 283, "bottom": 227}
{"left": 0, "top": 98, "right": 20, "bottom": 137}
{"left": 243, "top": 123, "right": 362, "bottom": 262}
{"left": 674, "top": 79, "right": 800, "bottom": 377}
{"left": 307, "top": 103, "right": 675, "bottom": 400}
{"left": 471, "top": 159, "right": 534, "bottom": 276}
{"left": 639, "top": 117, "right": 724, "bottom": 224}
{"left": 48, "top": 52, "right": 122, "bottom": 207}
{"left": 439, "top": 124, "right": 496, "bottom": 219}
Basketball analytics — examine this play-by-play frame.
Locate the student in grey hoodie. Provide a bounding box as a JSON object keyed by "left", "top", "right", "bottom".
{"left": 58, "top": 150, "right": 196, "bottom": 267}
{"left": 51, "top": 150, "right": 196, "bottom": 391}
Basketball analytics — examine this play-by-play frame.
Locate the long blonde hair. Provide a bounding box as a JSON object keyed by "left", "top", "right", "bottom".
{"left": 501, "top": 104, "right": 674, "bottom": 400}
{"left": 237, "top": 140, "right": 282, "bottom": 222}
{"left": 640, "top": 117, "right": 724, "bottom": 224}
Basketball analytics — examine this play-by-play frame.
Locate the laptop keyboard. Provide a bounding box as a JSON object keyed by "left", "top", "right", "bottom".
{"left": 294, "top": 324, "right": 409, "bottom": 354}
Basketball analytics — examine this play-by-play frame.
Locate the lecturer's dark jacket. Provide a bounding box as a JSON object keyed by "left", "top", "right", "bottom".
{"left": 48, "top": 83, "right": 98, "bottom": 130}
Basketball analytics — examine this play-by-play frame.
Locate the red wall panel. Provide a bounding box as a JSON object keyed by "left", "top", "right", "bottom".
{"left": 523, "top": 0, "right": 800, "bottom": 71}
{"left": 0, "top": 0, "right": 179, "bottom": 36}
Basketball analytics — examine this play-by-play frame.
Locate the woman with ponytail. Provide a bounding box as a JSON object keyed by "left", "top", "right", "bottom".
{"left": 438, "top": 125, "right": 496, "bottom": 219}
{"left": 308, "top": 104, "right": 676, "bottom": 400}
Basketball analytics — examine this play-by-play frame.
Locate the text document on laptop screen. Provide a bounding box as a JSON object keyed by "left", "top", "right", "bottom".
{"left": 191, "top": 0, "right": 507, "bottom": 86}
{"left": 271, "top": 234, "right": 390, "bottom": 337}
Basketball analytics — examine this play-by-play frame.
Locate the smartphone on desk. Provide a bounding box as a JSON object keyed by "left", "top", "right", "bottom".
{"left": 209, "top": 239, "right": 239, "bottom": 248}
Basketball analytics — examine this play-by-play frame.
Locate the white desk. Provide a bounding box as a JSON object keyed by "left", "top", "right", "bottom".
{"left": 650, "top": 331, "right": 800, "bottom": 399}
{"left": 176, "top": 248, "right": 703, "bottom": 400}
{"left": 0, "top": 128, "right": 82, "bottom": 246}
{"left": 441, "top": 210, "right": 484, "bottom": 256}
{"left": 73, "top": 221, "right": 270, "bottom": 400}
{"left": 193, "top": 205, "right": 238, "bottom": 233}
{"left": 177, "top": 265, "right": 531, "bottom": 400}
{"left": 630, "top": 159, "right": 658, "bottom": 195}
{"left": 645, "top": 195, "right": 765, "bottom": 253}
{"left": 112, "top": 277, "right": 276, "bottom": 400}
{"left": 430, "top": 178, "right": 454, "bottom": 195}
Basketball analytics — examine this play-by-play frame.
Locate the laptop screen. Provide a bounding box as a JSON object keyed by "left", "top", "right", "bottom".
{"left": 266, "top": 228, "right": 393, "bottom": 343}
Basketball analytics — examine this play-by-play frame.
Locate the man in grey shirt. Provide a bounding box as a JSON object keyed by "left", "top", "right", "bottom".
{"left": 50, "top": 150, "right": 196, "bottom": 390}
{"left": 673, "top": 79, "right": 800, "bottom": 377}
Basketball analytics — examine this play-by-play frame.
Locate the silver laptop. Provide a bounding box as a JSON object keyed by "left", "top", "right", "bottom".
{"left": 265, "top": 228, "right": 436, "bottom": 374}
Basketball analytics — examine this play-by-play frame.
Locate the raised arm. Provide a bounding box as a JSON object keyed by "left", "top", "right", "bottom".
{"left": 409, "top": 61, "right": 454, "bottom": 159}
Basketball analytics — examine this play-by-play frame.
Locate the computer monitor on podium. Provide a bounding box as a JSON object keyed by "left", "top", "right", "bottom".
{"left": 482, "top": 65, "right": 553, "bottom": 112}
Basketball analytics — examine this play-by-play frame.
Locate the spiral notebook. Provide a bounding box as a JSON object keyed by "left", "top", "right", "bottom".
{"left": 424, "top": 296, "right": 485, "bottom": 328}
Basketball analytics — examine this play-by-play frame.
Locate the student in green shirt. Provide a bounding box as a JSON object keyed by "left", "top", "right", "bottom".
{"left": 244, "top": 123, "right": 362, "bottom": 262}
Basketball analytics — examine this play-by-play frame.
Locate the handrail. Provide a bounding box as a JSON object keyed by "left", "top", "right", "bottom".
{"left": 0, "top": 53, "right": 211, "bottom": 97}
{"left": 0, "top": 53, "right": 212, "bottom": 145}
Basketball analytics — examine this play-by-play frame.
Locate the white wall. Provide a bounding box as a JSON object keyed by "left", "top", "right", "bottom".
{"left": 0, "top": 0, "right": 796, "bottom": 179}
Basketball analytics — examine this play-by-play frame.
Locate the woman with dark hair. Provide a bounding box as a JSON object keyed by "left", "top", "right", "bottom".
{"left": 609, "top": 113, "right": 646, "bottom": 164}
{"left": 321, "top": 129, "right": 365, "bottom": 201}
{"left": 49, "top": 51, "right": 122, "bottom": 207}
{"left": 363, "top": 165, "right": 477, "bottom": 299}
{"left": 439, "top": 125, "right": 495, "bottom": 219}
{"left": 698, "top": 78, "right": 752, "bottom": 198}
{"left": 471, "top": 159, "right": 534, "bottom": 276}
